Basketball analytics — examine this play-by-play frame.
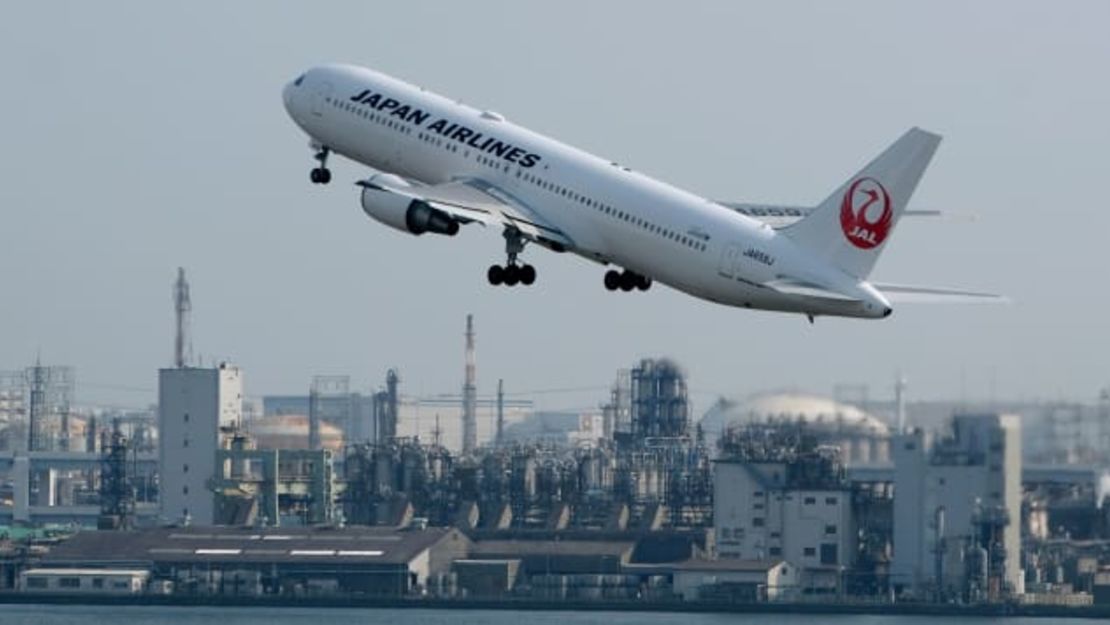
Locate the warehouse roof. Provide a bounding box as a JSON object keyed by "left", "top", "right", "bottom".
{"left": 42, "top": 526, "right": 465, "bottom": 567}
{"left": 470, "top": 539, "right": 634, "bottom": 558}
{"left": 671, "top": 558, "right": 784, "bottom": 572}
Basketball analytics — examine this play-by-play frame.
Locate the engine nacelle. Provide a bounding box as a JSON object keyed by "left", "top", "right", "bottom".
{"left": 359, "top": 174, "right": 459, "bottom": 236}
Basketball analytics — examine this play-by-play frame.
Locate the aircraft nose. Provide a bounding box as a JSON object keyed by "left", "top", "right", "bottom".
{"left": 282, "top": 81, "right": 295, "bottom": 112}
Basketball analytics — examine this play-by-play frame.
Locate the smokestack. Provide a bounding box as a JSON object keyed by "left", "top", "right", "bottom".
{"left": 895, "top": 372, "right": 908, "bottom": 433}
{"left": 462, "top": 314, "right": 477, "bottom": 454}
{"left": 496, "top": 379, "right": 504, "bottom": 447}
{"left": 382, "top": 369, "right": 400, "bottom": 441}
{"left": 173, "top": 268, "right": 192, "bottom": 368}
{"left": 308, "top": 385, "right": 320, "bottom": 450}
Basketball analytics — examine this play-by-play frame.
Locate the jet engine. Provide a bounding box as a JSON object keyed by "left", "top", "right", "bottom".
{"left": 359, "top": 174, "right": 459, "bottom": 236}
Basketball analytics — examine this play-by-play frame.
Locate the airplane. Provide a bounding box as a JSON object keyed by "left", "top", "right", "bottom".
{"left": 282, "top": 64, "right": 1001, "bottom": 322}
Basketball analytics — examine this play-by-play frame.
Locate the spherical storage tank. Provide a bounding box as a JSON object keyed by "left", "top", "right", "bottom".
{"left": 700, "top": 393, "right": 890, "bottom": 464}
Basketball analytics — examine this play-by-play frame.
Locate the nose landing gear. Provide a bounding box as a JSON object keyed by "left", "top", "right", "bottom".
{"left": 310, "top": 146, "right": 332, "bottom": 184}
{"left": 604, "top": 269, "right": 651, "bottom": 292}
{"left": 487, "top": 228, "right": 536, "bottom": 287}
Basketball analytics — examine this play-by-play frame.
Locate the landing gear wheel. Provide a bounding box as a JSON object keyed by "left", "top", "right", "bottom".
{"left": 637, "top": 276, "right": 652, "bottom": 291}
{"left": 604, "top": 270, "right": 621, "bottom": 291}
{"left": 519, "top": 264, "right": 536, "bottom": 285}
{"left": 487, "top": 265, "right": 504, "bottom": 286}
{"left": 503, "top": 264, "right": 520, "bottom": 286}
{"left": 619, "top": 271, "right": 637, "bottom": 292}
{"left": 491, "top": 228, "right": 533, "bottom": 287}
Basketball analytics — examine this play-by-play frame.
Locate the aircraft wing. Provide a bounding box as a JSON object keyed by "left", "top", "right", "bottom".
{"left": 717, "top": 202, "right": 954, "bottom": 228}
{"left": 870, "top": 282, "right": 1009, "bottom": 304}
{"left": 358, "top": 176, "right": 574, "bottom": 251}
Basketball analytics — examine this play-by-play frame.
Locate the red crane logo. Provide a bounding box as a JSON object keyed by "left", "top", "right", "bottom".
{"left": 839, "top": 177, "right": 892, "bottom": 250}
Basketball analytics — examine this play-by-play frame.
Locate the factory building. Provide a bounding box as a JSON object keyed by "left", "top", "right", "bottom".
{"left": 158, "top": 364, "right": 242, "bottom": 525}
{"left": 892, "top": 413, "right": 1023, "bottom": 600}
{"left": 211, "top": 432, "right": 335, "bottom": 526}
{"left": 37, "top": 526, "right": 470, "bottom": 597}
{"left": 713, "top": 424, "right": 857, "bottom": 593}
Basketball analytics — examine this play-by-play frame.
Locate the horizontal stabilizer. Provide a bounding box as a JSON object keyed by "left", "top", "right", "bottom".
{"left": 718, "top": 204, "right": 956, "bottom": 229}
{"left": 904, "top": 209, "right": 977, "bottom": 222}
{"left": 871, "top": 282, "right": 1008, "bottom": 304}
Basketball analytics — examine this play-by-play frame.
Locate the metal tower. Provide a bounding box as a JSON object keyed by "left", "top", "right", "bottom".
{"left": 25, "top": 360, "right": 47, "bottom": 452}
{"left": 173, "top": 267, "right": 192, "bottom": 368}
{"left": 462, "top": 314, "right": 478, "bottom": 454}
{"left": 23, "top": 360, "right": 74, "bottom": 452}
{"left": 98, "top": 418, "right": 135, "bottom": 530}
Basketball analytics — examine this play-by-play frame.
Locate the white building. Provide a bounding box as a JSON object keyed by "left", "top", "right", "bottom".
{"left": 19, "top": 568, "right": 150, "bottom": 594}
{"left": 158, "top": 364, "right": 242, "bottom": 525}
{"left": 713, "top": 454, "right": 856, "bottom": 592}
{"left": 892, "top": 413, "right": 1023, "bottom": 598}
{"left": 672, "top": 559, "right": 797, "bottom": 601}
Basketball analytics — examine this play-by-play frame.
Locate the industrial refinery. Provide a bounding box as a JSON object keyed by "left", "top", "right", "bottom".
{"left": 0, "top": 269, "right": 1109, "bottom": 614}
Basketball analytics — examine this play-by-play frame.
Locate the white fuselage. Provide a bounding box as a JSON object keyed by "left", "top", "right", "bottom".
{"left": 283, "top": 64, "right": 888, "bottom": 319}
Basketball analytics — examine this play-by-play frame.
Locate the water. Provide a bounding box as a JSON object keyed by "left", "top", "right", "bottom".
{"left": 0, "top": 605, "right": 1093, "bottom": 625}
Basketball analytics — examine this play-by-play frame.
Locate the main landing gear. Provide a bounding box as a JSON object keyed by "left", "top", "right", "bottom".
{"left": 604, "top": 268, "right": 652, "bottom": 292}
{"left": 309, "top": 146, "right": 332, "bottom": 184}
{"left": 488, "top": 228, "right": 536, "bottom": 287}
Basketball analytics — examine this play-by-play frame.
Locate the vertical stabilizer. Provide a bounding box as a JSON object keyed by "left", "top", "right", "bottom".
{"left": 783, "top": 128, "right": 941, "bottom": 279}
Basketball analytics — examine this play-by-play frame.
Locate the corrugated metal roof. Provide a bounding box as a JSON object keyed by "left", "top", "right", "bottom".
{"left": 42, "top": 526, "right": 461, "bottom": 567}
{"left": 671, "top": 558, "right": 783, "bottom": 572}
{"left": 471, "top": 539, "right": 634, "bottom": 558}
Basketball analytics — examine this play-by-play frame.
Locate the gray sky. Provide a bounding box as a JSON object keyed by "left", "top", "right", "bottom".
{"left": 1, "top": 1, "right": 1107, "bottom": 412}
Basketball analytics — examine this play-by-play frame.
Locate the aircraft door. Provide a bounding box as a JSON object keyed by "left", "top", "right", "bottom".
{"left": 311, "top": 82, "right": 332, "bottom": 117}
{"left": 718, "top": 244, "right": 741, "bottom": 278}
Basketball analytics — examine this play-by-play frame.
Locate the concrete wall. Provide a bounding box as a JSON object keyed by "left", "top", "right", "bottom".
{"left": 714, "top": 460, "right": 855, "bottom": 587}
{"left": 892, "top": 414, "right": 1024, "bottom": 596}
{"left": 159, "top": 365, "right": 242, "bottom": 525}
{"left": 891, "top": 429, "right": 928, "bottom": 591}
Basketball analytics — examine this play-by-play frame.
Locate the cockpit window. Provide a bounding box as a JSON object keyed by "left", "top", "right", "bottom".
{"left": 293, "top": 74, "right": 305, "bottom": 87}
